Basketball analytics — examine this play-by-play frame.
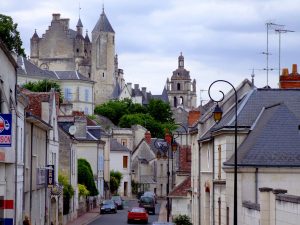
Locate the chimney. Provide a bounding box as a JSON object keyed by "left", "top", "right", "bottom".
{"left": 188, "top": 110, "right": 201, "bottom": 126}
{"left": 52, "top": 13, "right": 61, "bottom": 21}
{"left": 282, "top": 68, "right": 289, "bottom": 76}
{"left": 134, "top": 84, "right": 139, "bottom": 90}
{"left": 142, "top": 87, "right": 146, "bottom": 96}
{"left": 292, "top": 64, "right": 298, "bottom": 75}
{"left": 145, "top": 131, "right": 151, "bottom": 144}
{"left": 74, "top": 116, "right": 87, "bottom": 139}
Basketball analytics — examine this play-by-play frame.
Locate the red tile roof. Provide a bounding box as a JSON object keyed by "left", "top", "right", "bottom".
{"left": 169, "top": 176, "right": 191, "bottom": 197}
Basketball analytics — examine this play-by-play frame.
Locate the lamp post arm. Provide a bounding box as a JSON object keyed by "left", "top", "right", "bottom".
{"left": 208, "top": 79, "right": 238, "bottom": 225}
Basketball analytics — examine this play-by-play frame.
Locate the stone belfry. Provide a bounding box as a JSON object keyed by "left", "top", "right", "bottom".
{"left": 166, "top": 53, "right": 197, "bottom": 109}
{"left": 91, "top": 7, "right": 116, "bottom": 105}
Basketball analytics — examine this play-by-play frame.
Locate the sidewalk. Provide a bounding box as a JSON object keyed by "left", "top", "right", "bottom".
{"left": 66, "top": 207, "right": 100, "bottom": 225}
{"left": 158, "top": 200, "right": 172, "bottom": 222}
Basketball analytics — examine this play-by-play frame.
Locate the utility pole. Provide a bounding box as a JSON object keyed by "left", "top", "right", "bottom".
{"left": 275, "top": 28, "right": 294, "bottom": 77}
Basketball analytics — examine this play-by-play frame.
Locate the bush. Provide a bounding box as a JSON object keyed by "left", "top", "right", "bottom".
{"left": 78, "top": 184, "right": 90, "bottom": 197}
{"left": 173, "top": 214, "right": 192, "bottom": 225}
{"left": 58, "top": 172, "right": 74, "bottom": 215}
{"left": 110, "top": 170, "right": 123, "bottom": 194}
{"left": 78, "top": 158, "right": 99, "bottom": 196}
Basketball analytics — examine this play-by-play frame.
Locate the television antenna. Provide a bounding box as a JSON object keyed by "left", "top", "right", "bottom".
{"left": 275, "top": 28, "right": 295, "bottom": 77}
{"left": 262, "top": 22, "right": 284, "bottom": 86}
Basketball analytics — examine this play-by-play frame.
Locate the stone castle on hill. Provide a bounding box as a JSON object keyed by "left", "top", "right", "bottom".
{"left": 30, "top": 9, "right": 124, "bottom": 105}
{"left": 27, "top": 9, "right": 197, "bottom": 116}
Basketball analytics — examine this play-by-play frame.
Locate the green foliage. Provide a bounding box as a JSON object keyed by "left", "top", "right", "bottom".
{"left": 78, "top": 184, "right": 90, "bottom": 197}
{"left": 147, "top": 99, "right": 174, "bottom": 123}
{"left": 58, "top": 172, "right": 74, "bottom": 215}
{"left": 0, "top": 14, "right": 25, "bottom": 56}
{"left": 131, "top": 180, "right": 139, "bottom": 195}
{"left": 22, "top": 79, "right": 63, "bottom": 103}
{"left": 87, "top": 114, "right": 96, "bottom": 120}
{"left": 95, "top": 99, "right": 175, "bottom": 138}
{"left": 110, "top": 170, "right": 123, "bottom": 194}
{"left": 173, "top": 214, "right": 193, "bottom": 225}
{"left": 78, "top": 158, "right": 99, "bottom": 196}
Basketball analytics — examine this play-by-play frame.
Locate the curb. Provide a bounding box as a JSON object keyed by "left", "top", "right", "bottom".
{"left": 82, "top": 213, "right": 101, "bottom": 225}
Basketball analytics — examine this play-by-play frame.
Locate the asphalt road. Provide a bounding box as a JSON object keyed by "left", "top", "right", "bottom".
{"left": 88, "top": 199, "right": 161, "bottom": 225}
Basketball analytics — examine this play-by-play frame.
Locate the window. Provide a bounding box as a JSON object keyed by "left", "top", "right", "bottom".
{"left": 123, "top": 156, "right": 128, "bottom": 169}
{"left": 186, "top": 148, "right": 191, "bottom": 162}
{"left": 64, "top": 88, "right": 72, "bottom": 101}
{"left": 84, "top": 107, "right": 89, "bottom": 115}
{"left": 177, "top": 83, "right": 181, "bottom": 90}
{"left": 85, "top": 89, "right": 89, "bottom": 102}
{"left": 218, "top": 145, "right": 221, "bottom": 179}
{"left": 121, "top": 139, "right": 127, "bottom": 146}
{"left": 174, "top": 97, "right": 177, "bottom": 107}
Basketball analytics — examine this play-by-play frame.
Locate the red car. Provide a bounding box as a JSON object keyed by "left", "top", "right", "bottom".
{"left": 127, "top": 207, "right": 148, "bottom": 224}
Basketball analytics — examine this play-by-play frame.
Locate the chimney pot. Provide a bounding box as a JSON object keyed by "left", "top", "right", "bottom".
{"left": 145, "top": 131, "right": 151, "bottom": 144}
{"left": 282, "top": 68, "right": 289, "bottom": 76}
{"left": 292, "top": 64, "right": 298, "bottom": 75}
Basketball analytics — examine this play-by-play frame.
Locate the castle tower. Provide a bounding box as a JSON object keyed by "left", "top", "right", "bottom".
{"left": 30, "top": 30, "right": 39, "bottom": 65}
{"left": 166, "top": 53, "right": 197, "bottom": 109}
{"left": 91, "top": 8, "right": 116, "bottom": 105}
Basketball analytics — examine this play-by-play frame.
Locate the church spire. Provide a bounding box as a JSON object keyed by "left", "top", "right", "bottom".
{"left": 92, "top": 7, "right": 115, "bottom": 33}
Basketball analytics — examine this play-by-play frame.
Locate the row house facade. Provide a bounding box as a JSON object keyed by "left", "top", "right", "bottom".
{"left": 192, "top": 75, "right": 300, "bottom": 225}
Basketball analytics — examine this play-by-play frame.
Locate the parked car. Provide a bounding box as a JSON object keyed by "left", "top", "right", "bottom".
{"left": 142, "top": 191, "right": 157, "bottom": 203}
{"left": 127, "top": 207, "right": 148, "bottom": 224}
{"left": 139, "top": 196, "right": 156, "bottom": 215}
{"left": 100, "top": 200, "right": 117, "bottom": 214}
{"left": 111, "top": 195, "right": 124, "bottom": 209}
{"left": 136, "top": 191, "right": 144, "bottom": 200}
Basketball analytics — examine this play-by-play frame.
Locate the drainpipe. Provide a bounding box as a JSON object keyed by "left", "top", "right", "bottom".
{"left": 255, "top": 168, "right": 258, "bottom": 204}
{"left": 45, "top": 131, "right": 48, "bottom": 224}
{"left": 30, "top": 123, "right": 33, "bottom": 222}
{"left": 198, "top": 141, "right": 201, "bottom": 225}
{"left": 14, "top": 107, "right": 18, "bottom": 224}
{"left": 212, "top": 137, "right": 215, "bottom": 225}
{"left": 22, "top": 111, "right": 27, "bottom": 219}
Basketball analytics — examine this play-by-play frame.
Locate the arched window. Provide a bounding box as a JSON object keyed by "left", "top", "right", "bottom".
{"left": 179, "top": 96, "right": 184, "bottom": 105}
{"left": 174, "top": 97, "right": 177, "bottom": 107}
{"left": 177, "top": 83, "right": 181, "bottom": 90}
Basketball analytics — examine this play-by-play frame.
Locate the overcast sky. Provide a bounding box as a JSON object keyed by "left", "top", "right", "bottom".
{"left": 2, "top": 0, "right": 300, "bottom": 104}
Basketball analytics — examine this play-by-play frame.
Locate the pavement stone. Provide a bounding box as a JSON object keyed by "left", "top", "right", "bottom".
{"left": 66, "top": 207, "right": 100, "bottom": 225}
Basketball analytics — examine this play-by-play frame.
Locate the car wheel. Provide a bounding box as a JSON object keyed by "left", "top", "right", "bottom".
{"left": 127, "top": 219, "right": 131, "bottom": 224}
{"left": 144, "top": 220, "right": 148, "bottom": 224}
{"left": 114, "top": 209, "right": 117, "bottom": 213}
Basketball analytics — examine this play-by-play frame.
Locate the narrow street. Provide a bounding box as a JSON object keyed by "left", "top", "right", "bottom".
{"left": 88, "top": 199, "right": 161, "bottom": 225}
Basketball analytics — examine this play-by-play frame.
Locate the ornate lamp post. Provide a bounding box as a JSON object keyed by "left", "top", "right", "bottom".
{"left": 208, "top": 80, "right": 238, "bottom": 225}
{"left": 154, "top": 124, "right": 188, "bottom": 222}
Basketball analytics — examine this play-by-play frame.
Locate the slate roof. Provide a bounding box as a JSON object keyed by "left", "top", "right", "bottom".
{"left": 110, "top": 139, "right": 130, "bottom": 152}
{"left": 76, "top": 18, "right": 83, "bottom": 27}
{"left": 169, "top": 176, "right": 191, "bottom": 197}
{"left": 152, "top": 87, "right": 169, "bottom": 103}
{"left": 93, "top": 9, "right": 115, "bottom": 33}
{"left": 171, "top": 67, "right": 190, "bottom": 80}
{"left": 58, "top": 121, "right": 96, "bottom": 141}
{"left": 224, "top": 103, "right": 300, "bottom": 167}
{"left": 17, "top": 57, "right": 93, "bottom": 82}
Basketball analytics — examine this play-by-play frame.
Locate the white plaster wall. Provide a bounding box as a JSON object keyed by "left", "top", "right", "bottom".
{"left": 171, "top": 198, "right": 190, "bottom": 218}
{"left": 242, "top": 207, "right": 260, "bottom": 225}
{"left": 110, "top": 151, "right": 131, "bottom": 197}
{"left": 276, "top": 200, "right": 300, "bottom": 225}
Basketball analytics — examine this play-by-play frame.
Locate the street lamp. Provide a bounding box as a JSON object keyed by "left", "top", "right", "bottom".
{"left": 153, "top": 125, "right": 188, "bottom": 222}
{"left": 208, "top": 80, "right": 238, "bottom": 225}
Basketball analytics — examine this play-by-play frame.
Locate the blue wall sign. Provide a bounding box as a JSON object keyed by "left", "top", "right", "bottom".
{"left": 0, "top": 114, "right": 12, "bottom": 147}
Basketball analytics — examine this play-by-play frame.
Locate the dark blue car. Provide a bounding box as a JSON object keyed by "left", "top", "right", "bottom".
{"left": 100, "top": 200, "right": 117, "bottom": 214}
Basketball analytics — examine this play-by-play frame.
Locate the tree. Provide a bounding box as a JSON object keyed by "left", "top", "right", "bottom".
{"left": 22, "top": 80, "right": 63, "bottom": 103}
{"left": 110, "top": 170, "right": 123, "bottom": 194}
{"left": 0, "top": 14, "right": 25, "bottom": 56}
{"left": 147, "top": 99, "right": 174, "bottom": 123}
{"left": 58, "top": 172, "right": 74, "bottom": 215}
{"left": 78, "top": 158, "right": 99, "bottom": 196}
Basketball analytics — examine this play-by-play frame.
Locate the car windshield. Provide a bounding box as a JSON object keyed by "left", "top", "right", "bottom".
{"left": 103, "top": 200, "right": 113, "bottom": 205}
{"left": 112, "top": 196, "right": 121, "bottom": 200}
{"left": 131, "top": 208, "right": 145, "bottom": 213}
{"left": 143, "top": 192, "right": 154, "bottom": 196}
{"left": 140, "top": 197, "right": 153, "bottom": 203}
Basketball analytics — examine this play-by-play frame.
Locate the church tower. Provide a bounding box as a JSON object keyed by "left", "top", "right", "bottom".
{"left": 166, "top": 53, "right": 197, "bottom": 109}
{"left": 91, "top": 8, "right": 116, "bottom": 105}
